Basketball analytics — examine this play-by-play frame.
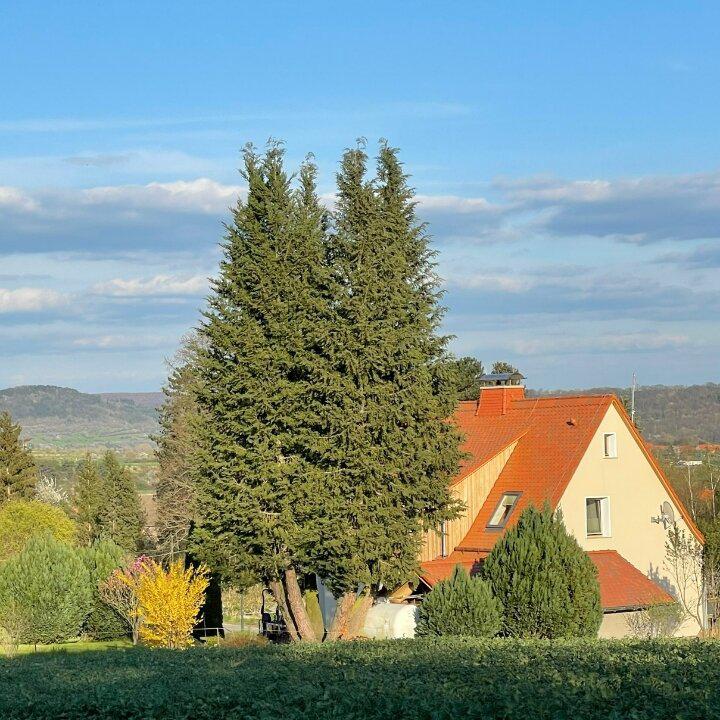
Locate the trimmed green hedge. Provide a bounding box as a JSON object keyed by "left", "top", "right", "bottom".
{"left": 1, "top": 637, "right": 719, "bottom": 718}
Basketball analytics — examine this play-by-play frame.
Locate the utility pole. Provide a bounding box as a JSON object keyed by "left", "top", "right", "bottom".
{"left": 631, "top": 372, "right": 637, "bottom": 425}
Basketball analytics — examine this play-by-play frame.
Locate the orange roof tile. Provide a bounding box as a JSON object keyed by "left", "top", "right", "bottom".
{"left": 588, "top": 550, "right": 674, "bottom": 610}
{"left": 454, "top": 394, "right": 614, "bottom": 551}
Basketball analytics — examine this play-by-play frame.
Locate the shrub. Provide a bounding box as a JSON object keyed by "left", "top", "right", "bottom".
{"left": 416, "top": 564, "right": 502, "bottom": 637}
{"left": 132, "top": 559, "right": 208, "bottom": 648}
{"left": 1, "top": 638, "right": 720, "bottom": 718}
{"left": 482, "top": 504, "right": 602, "bottom": 638}
{"left": 626, "top": 602, "right": 685, "bottom": 638}
{"left": 0, "top": 499, "right": 75, "bottom": 562}
{"left": 79, "top": 540, "right": 128, "bottom": 640}
{"left": 100, "top": 556, "right": 149, "bottom": 645}
{"left": 0, "top": 533, "right": 91, "bottom": 645}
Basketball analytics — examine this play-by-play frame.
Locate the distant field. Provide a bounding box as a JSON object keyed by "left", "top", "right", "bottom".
{"left": 34, "top": 446, "right": 158, "bottom": 495}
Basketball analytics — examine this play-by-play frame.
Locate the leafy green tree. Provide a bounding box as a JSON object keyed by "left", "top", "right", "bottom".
{"left": 97, "top": 451, "right": 144, "bottom": 552}
{"left": 416, "top": 564, "right": 502, "bottom": 637}
{"left": 0, "top": 533, "right": 92, "bottom": 645}
{"left": 72, "top": 454, "right": 104, "bottom": 545}
{"left": 490, "top": 361, "right": 518, "bottom": 374}
{"left": 0, "top": 499, "right": 76, "bottom": 561}
{"left": 450, "top": 357, "right": 485, "bottom": 400}
{"left": 79, "top": 539, "right": 128, "bottom": 640}
{"left": 482, "top": 505, "right": 602, "bottom": 638}
{"left": 0, "top": 411, "right": 37, "bottom": 501}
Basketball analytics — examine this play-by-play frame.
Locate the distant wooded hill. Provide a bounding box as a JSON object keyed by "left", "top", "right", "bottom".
{"left": 1, "top": 383, "right": 717, "bottom": 448}
{"left": 528, "top": 384, "right": 720, "bottom": 444}
{"left": 0, "top": 386, "right": 162, "bottom": 448}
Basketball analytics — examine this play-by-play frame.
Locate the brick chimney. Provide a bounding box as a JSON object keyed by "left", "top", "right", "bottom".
{"left": 476, "top": 371, "right": 525, "bottom": 416}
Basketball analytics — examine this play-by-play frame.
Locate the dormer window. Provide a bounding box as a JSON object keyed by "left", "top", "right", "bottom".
{"left": 488, "top": 492, "right": 521, "bottom": 528}
{"left": 603, "top": 432, "right": 617, "bottom": 458}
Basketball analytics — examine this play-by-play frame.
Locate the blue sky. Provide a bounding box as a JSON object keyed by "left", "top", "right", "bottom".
{"left": 1, "top": 1, "right": 719, "bottom": 392}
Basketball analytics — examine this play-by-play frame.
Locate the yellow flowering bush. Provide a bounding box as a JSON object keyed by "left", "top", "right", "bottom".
{"left": 133, "top": 559, "right": 208, "bottom": 648}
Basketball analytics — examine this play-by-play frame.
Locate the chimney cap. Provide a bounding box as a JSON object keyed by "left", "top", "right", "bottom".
{"left": 478, "top": 371, "right": 525, "bottom": 387}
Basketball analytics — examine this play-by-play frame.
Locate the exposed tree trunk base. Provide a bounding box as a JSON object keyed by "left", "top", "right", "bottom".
{"left": 269, "top": 579, "right": 300, "bottom": 642}
{"left": 325, "top": 591, "right": 357, "bottom": 641}
{"left": 284, "top": 568, "right": 318, "bottom": 642}
{"left": 344, "top": 592, "right": 373, "bottom": 640}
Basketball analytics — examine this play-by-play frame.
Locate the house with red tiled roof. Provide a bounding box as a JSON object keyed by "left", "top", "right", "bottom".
{"left": 416, "top": 373, "right": 705, "bottom": 638}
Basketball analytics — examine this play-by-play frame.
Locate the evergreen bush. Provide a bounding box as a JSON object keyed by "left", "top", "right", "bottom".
{"left": 79, "top": 539, "right": 128, "bottom": 640}
{"left": 0, "top": 533, "right": 92, "bottom": 645}
{"left": 416, "top": 564, "right": 502, "bottom": 637}
{"left": 482, "top": 505, "right": 602, "bottom": 638}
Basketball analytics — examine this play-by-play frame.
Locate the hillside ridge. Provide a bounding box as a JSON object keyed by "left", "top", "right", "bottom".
{"left": 1, "top": 383, "right": 717, "bottom": 448}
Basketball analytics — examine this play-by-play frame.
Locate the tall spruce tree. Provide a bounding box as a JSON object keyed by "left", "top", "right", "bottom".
{"left": 97, "top": 451, "right": 144, "bottom": 552}
{"left": 314, "top": 142, "right": 464, "bottom": 601}
{"left": 190, "top": 144, "right": 336, "bottom": 641}
{"left": 0, "top": 411, "right": 37, "bottom": 501}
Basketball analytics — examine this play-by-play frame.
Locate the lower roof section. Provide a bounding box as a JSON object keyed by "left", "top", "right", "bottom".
{"left": 420, "top": 548, "right": 674, "bottom": 612}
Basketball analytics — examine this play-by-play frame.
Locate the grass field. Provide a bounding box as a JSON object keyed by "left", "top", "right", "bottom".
{"left": 0, "top": 637, "right": 718, "bottom": 719}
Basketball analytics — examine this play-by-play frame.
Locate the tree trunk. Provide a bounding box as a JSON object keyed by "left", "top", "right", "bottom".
{"left": 269, "top": 579, "right": 300, "bottom": 642}
{"left": 344, "top": 592, "right": 373, "bottom": 640}
{"left": 325, "top": 591, "right": 356, "bottom": 641}
{"left": 284, "top": 568, "right": 318, "bottom": 642}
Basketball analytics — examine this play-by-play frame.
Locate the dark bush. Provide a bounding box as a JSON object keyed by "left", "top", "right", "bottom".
{"left": 482, "top": 504, "right": 602, "bottom": 638}
{"left": 416, "top": 564, "right": 501, "bottom": 637}
{"left": 0, "top": 533, "right": 91, "bottom": 645}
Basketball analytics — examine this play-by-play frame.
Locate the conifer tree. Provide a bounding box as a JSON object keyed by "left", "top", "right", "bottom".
{"left": 416, "top": 564, "right": 502, "bottom": 637}
{"left": 314, "top": 142, "right": 464, "bottom": 601}
{"left": 154, "top": 335, "right": 204, "bottom": 558}
{"left": 0, "top": 411, "right": 37, "bottom": 501}
{"left": 79, "top": 538, "right": 128, "bottom": 640}
{"left": 97, "top": 451, "right": 144, "bottom": 552}
{"left": 0, "top": 533, "right": 92, "bottom": 645}
{"left": 190, "top": 144, "right": 334, "bottom": 641}
{"left": 491, "top": 361, "right": 518, "bottom": 374}
{"left": 188, "top": 141, "right": 463, "bottom": 642}
{"left": 72, "top": 454, "right": 104, "bottom": 545}
{"left": 482, "top": 504, "right": 602, "bottom": 638}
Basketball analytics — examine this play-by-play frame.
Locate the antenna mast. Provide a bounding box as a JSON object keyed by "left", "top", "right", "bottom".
{"left": 631, "top": 372, "right": 637, "bottom": 424}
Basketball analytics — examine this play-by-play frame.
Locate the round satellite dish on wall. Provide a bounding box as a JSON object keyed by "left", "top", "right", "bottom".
{"left": 662, "top": 501, "right": 675, "bottom": 525}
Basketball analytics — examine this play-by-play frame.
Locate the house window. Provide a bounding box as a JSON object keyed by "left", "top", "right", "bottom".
{"left": 603, "top": 432, "right": 617, "bottom": 458}
{"left": 586, "top": 497, "right": 611, "bottom": 537}
{"left": 488, "top": 493, "right": 521, "bottom": 528}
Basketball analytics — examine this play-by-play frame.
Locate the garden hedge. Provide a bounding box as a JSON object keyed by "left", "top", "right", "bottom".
{"left": 1, "top": 637, "right": 719, "bottom": 719}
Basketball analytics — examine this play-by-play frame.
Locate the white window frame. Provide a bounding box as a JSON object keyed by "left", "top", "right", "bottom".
{"left": 603, "top": 432, "right": 618, "bottom": 459}
{"left": 585, "top": 496, "right": 611, "bottom": 538}
{"left": 440, "top": 521, "right": 448, "bottom": 558}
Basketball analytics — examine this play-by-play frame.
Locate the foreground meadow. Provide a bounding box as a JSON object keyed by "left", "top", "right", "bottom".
{"left": 0, "top": 637, "right": 718, "bottom": 719}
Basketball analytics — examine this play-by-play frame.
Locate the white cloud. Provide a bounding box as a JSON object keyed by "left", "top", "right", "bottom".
{"left": 0, "top": 288, "right": 67, "bottom": 313}
{"left": 0, "top": 187, "right": 38, "bottom": 213}
{"left": 72, "top": 334, "right": 173, "bottom": 350}
{"left": 80, "top": 178, "right": 244, "bottom": 214}
{"left": 92, "top": 274, "right": 209, "bottom": 297}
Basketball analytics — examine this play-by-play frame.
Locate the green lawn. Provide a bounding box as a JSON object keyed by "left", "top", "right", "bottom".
{"left": 0, "top": 637, "right": 719, "bottom": 719}
{"left": 5, "top": 638, "right": 132, "bottom": 655}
